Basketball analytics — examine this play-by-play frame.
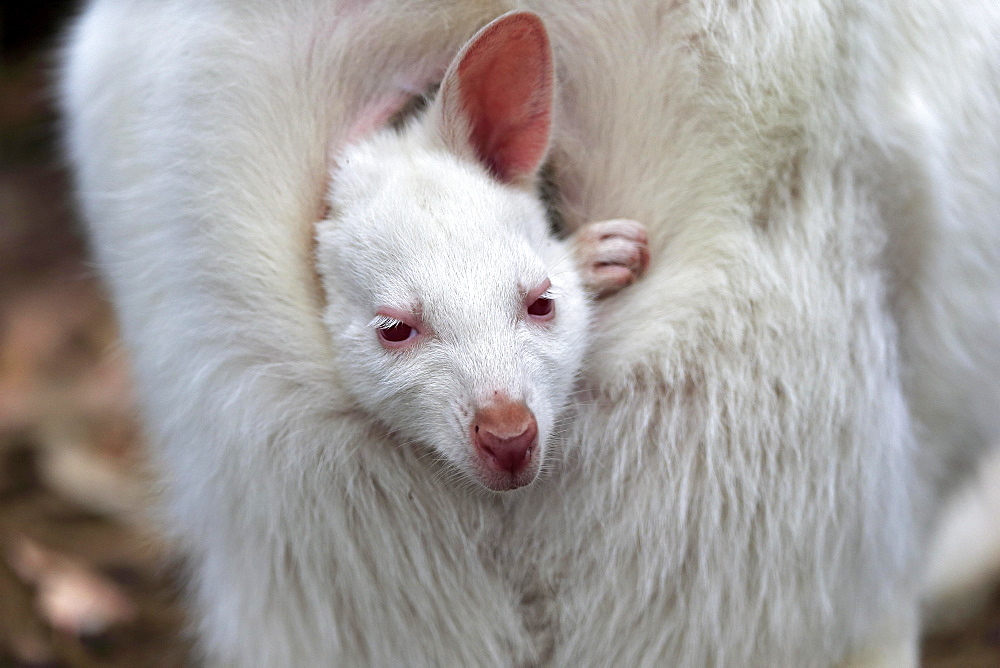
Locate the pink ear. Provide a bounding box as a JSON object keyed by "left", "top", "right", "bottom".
{"left": 341, "top": 66, "right": 446, "bottom": 147}
{"left": 435, "top": 11, "right": 553, "bottom": 184}
{"left": 344, "top": 90, "right": 411, "bottom": 146}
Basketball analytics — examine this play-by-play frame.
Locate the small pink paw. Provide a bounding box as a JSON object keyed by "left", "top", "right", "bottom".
{"left": 571, "top": 218, "right": 649, "bottom": 298}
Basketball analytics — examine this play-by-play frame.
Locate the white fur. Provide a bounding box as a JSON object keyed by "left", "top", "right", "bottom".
{"left": 59, "top": 1, "right": 1000, "bottom": 666}
{"left": 315, "top": 125, "right": 589, "bottom": 491}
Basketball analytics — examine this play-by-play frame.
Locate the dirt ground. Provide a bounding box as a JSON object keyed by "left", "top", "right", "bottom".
{"left": 1, "top": 11, "right": 999, "bottom": 667}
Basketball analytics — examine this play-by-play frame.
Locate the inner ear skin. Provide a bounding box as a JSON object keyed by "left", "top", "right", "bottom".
{"left": 457, "top": 23, "right": 552, "bottom": 180}
{"left": 438, "top": 12, "right": 554, "bottom": 184}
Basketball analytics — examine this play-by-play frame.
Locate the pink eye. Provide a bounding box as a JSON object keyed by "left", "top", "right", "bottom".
{"left": 527, "top": 295, "right": 554, "bottom": 318}
{"left": 526, "top": 279, "right": 555, "bottom": 322}
{"left": 378, "top": 322, "right": 415, "bottom": 344}
{"left": 373, "top": 309, "right": 422, "bottom": 349}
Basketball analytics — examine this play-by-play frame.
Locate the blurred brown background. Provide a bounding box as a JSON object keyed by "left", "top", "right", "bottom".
{"left": 1, "top": 3, "right": 187, "bottom": 665}
{"left": 0, "top": 4, "right": 997, "bottom": 666}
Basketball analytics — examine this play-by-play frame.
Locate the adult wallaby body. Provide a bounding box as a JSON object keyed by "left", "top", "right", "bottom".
{"left": 61, "top": 0, "right": 1000, "bottom": 666}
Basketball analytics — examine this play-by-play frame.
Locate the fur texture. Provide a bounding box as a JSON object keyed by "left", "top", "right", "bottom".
{"left": 59, "top": 0, "right": 1000, "bottom": 666}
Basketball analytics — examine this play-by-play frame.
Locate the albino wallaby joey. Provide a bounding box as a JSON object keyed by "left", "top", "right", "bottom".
{"left": 316, "top": 12, "right": 647, "bottom": 492}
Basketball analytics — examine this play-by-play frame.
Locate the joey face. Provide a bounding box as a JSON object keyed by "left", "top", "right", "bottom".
{"left": 315, "top": 141, "right": 589, "bottom": 491}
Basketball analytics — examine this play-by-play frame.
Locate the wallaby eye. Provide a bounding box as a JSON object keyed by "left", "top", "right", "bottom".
{"left": 378, "top": 322, "right": 415, "bottom": 343}
{"left": 526, "top": 279, "right": 556, "bottom": 322}
{"left": 371, "top": 311, "right": 421, "bottom": 349}
{"left": 527, "top": 295, "right": 554, "bottom": 318}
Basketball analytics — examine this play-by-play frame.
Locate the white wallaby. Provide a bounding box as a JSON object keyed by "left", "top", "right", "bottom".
{"left": 60, "top": 0, "right": 1000, "bottom": 666}
{"left": 316, "top": 13, "right": 648, "bottom": 495}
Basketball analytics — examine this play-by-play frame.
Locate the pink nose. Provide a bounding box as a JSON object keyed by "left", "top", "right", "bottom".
{"left": 472, "top": 401, "right": 538, "bottom": 474}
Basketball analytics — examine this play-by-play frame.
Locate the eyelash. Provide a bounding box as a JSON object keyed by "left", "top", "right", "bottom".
{"left": 369, "top": 314, "right": 404, "bottom": 330}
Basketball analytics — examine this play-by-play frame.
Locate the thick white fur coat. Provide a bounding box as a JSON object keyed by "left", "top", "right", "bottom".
{"left": 60, "top": 1, "right": 1000, "bottom": 665}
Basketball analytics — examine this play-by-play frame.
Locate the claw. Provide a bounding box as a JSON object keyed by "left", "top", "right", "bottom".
{"left": 571, "top": 218, "right": 650, "bottom": 298}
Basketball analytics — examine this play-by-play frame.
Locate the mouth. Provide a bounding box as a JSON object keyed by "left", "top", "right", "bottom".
{"left": 469, "top": 444, "right": 541, "bottom": 492}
